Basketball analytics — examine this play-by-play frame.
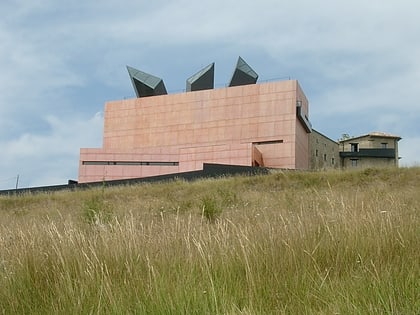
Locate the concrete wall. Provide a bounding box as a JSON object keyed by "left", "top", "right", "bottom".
{"left": 79, "top": 80, "right": 309, "bottom": 183}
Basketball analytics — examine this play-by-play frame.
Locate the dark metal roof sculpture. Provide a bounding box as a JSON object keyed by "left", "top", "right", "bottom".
{"left": 127, "top": 66, "right": 167, "bottom": 98}
{"left": 229, "top": 56, "right": 258, "bottom": 87}
{"left": 186, "top": 63, "right": 215, "bottom": 92}
{"left": 296, "top": 101, "right": 312, "bottom": 133}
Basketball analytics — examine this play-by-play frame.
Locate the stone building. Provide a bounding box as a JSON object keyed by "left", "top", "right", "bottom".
{"left": 309, "top": 130, "right": 339, "bottom": 170}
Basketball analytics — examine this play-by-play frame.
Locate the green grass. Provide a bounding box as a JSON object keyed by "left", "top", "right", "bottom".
{"left": 0, "top": 167, "right": 419, "bottom": 314}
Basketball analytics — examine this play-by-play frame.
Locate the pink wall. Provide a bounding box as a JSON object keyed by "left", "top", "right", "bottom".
{"left": 79, "top": 80, "right": 310, "bottom": 183}
{"left": 295, "top": 82, "right": 310, "bottom": 169}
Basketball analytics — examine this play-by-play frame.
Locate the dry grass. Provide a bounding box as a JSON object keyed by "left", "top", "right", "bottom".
{"left": 0, "top": 167, "right": 419, "bottom": 314}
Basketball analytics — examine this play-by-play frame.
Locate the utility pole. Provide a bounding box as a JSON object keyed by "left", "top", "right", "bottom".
{"left": 15, "top": 174, "right": 19, "bottom": 191}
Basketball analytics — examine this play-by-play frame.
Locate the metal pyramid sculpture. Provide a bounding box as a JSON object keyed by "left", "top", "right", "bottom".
{"left": 127, "top": 66, "right": 167, "bottom": 98}
{"left": 228, "top": 56, "right": 258, "bottom": 87}
{"left": 186, "top": 63, "right": 215, "bottom": 92}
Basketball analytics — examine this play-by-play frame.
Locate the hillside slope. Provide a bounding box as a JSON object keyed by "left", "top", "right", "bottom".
{"left": 0, "top": 167, "right": 419, "bottom": 314}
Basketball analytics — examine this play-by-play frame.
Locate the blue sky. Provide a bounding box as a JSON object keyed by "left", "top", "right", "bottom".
{"left": 1, "top": 0, "right": 419, "bottom": 189}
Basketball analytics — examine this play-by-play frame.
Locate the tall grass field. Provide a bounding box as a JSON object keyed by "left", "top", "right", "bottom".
{"left": 0, "top": 167, "right": 419, "bottom": 314}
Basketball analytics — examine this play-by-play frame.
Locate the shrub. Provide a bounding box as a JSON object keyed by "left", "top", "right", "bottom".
{"left": 200, "top": 195, "right": 222, "bottom": 222}
{"left": 82, "top": 193, "right": 113, "bottom": 225}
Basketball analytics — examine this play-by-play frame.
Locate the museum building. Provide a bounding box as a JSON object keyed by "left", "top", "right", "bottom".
{"left": 78, "top": 57, "right": 312, "bottom": 183}
{"left": 78, "top": 57, "right": 400, "bottom": 183}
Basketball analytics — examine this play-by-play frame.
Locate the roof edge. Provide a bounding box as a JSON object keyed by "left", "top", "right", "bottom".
{"left": 339, "top": 132, "right": 402, "bottom": 143}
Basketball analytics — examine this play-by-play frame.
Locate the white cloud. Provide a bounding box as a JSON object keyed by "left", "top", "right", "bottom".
{"left": 0, "top": 0, "right": 419, "bottom": 189}
{"left": 0, "top": 113, "right": 103, "bottom": 189}
{"left": 399, "top": 136, "right": 420, "bottom": 167}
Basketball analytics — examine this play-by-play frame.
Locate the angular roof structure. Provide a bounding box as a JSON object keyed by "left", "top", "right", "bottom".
{"left": 186, "top": 63, "right": 215, "bottom": 92}
{"left": 127, "top": 66, "right": 167, "bottom": 98}
{"left": 228, "top": 56, "right": 258, "bottom": 87}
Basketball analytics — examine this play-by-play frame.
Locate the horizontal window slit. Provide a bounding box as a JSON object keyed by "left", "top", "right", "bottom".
{"left": 82, "top": 161, "right": 179, "bottom": 166}
{"left": 253, "top": 140, "right": 284, "bottom": 145}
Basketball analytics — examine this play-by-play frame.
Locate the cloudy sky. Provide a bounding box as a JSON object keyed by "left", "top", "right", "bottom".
{"left": 1, "top": 0, "right": 419, "bottom": 189}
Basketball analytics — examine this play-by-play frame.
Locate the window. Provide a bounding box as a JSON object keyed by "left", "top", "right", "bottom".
{"left": 351, "top": 159, "right": 358, "bottom": 167}
{"left": 253, "top": 139, "right": 283, "bottom": 145}
{"left": 381, "top": 143, "right": 388, "bottom": 149}
{"left": 315, "top": 149, "right": 318, "bottom": 157}
{"left": 331, "top": 157, "right": 335, "bottom": 165}
{"left": 323, "top": 154, "right": 327, "bottom": 162}
{"left": 82, "top": 161, "right": 179, "bottom": 166}
{"left": 351, "top": 143, "right": 359, "bottom": 152}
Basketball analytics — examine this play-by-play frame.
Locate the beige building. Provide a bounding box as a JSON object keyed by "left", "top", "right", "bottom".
{"left": 338, "top": 132, "right": 401, "bottom": 168}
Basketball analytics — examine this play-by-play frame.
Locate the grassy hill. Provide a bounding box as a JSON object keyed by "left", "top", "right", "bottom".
{"left": 0, "top": 167, "right": 419, "bottom": 314}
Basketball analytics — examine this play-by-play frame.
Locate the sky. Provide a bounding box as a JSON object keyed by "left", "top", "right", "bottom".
{"left": 1, "top": 0, "right": 419, "bottom": 189}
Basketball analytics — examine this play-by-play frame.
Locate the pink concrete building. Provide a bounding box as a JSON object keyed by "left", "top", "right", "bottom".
{"left": 78, "top": 79, "right": 311, "bottom": 183}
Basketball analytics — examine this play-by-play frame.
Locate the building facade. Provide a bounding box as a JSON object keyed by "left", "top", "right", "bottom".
{"left": 309, "top": 129, "right": 339, "bottom": 170}
{"left": 78, "top": 59, "right": 401, "bottom": 183}
{"left": 338, "top": 132, "right": 401, "bottom": 168}
{"left": 78, "top": 79, "right": 312, "bottom": 183}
